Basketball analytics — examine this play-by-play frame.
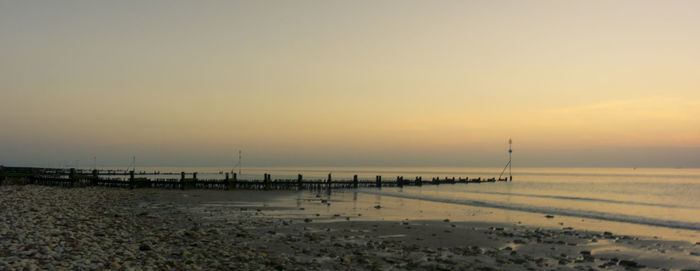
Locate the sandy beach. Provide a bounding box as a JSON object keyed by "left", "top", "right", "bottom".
{"left": 1, "top": 185, "right": 698, "bottom": 270}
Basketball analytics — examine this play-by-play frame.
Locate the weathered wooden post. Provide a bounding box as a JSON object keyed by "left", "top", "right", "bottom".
{"left": 376, "top": 175, "right": 382, "bottom": 188}
{"left": 264, "top": 173, "right": 270, "bottom": 190}
{"left": 180, "top": 172, "right": 185, "bottom": 190}
{"left": 193, "top": 172, "right": 198, "bottom": 189}
{"left": 327, "top": 173, "right": 332, "bottom": 190}
{"left": 353, "top": 174, "right": 358, "bottom": 188}
{"left": 297, "top": 174, "right": 303, "bottom": 190}
{"left": 225, "top": 172, "right": 230, "bottom": 190}
{"left": 129, "top": 170, "right": 135, "bottom": 189}
{"left": 67, "top": 168, "right": 76, "bottom": 187}
{"left": 91, "top": 169, "right": 98, "bottom": 186}
{"left": 233, "top": 173, "right": 238, "bottom": 189}
{"left": 397, "top": 176, "right": 403, "bottom": 187}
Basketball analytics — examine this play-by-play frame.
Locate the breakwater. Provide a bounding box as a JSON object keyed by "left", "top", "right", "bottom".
{"left": 0, "top": 166, "right": 510, "bottom": 190}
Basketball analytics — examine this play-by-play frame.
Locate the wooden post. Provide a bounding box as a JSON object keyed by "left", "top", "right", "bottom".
{"left": 415, "top": 176, "right": 422, "bottom": 186}
{"left": 353, "top": 174, "right": 358, "bottom": 188}
{"left": 180, "top": 172, "right": 185, "bottom": 190}
{"left": 233, "top": 173, "right": 238, "bottom": 189}
{"left": 193, "top": 172, "right": 198, "bottom": 189}
{"left": 297, "top": 174, "right": 303, "bottom": 190}
{"left": 327, "top": 173, "right": 332, "bottom": 189}
{"left": 264, "top": 173, "right": 270, "bottom": 190}
{"left": 129, "top": 170, "right": 135, "bottom": 189}
{"left": 69, "top": 168, "right": 76, "bottom": 187}
{"left": 225, "top": 172, "right": 230, "bottom": 190}
{"left": 376, "top": 175, "right": 382, "bottom": 188}
{"left": 92, "top": 169, "right": 98, "bottom": 186}
{"left": 397, "top": 176, "right": 403, "bottom": 187}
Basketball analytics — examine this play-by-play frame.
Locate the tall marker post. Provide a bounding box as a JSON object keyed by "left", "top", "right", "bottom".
{"left": 238, "top": 150, "right": 242, "bottom": 176}
{"left": 508, "top": 138, "right": 512, "bottom": 181}
{"left": 498, "top": 138, "right": 513, "bottom": 181}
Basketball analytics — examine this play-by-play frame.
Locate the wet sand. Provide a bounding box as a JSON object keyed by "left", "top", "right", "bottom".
{"left": 1, "top": 185, "right": 698, "bottom": 270}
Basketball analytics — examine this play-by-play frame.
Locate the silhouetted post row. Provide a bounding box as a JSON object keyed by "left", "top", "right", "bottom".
{"left": 0, "top": 166, "right": 508, "bottom": 190}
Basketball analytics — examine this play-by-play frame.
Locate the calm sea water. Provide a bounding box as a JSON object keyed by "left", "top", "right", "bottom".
{"left": 102, "top": 166, "right": 700, "bottom": 239}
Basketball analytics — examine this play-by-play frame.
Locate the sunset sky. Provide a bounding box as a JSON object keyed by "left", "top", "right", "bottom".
{"left": 1, "top": 1, "right": 699, "bottom": 167}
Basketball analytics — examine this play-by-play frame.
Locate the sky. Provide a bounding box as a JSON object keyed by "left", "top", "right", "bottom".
{"left": 1, "top": 0, "right": 699, "bottom": 168}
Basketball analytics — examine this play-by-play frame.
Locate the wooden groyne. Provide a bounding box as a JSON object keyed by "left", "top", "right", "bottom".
{"left": 0, "top": 166, "right": 510, "bottom": 191}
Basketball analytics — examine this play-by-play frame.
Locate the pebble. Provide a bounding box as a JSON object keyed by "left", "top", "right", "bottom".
{"left": 618, "top": 260, "right": 642, "bottom": 268}
{"left": 0, "top": 185, "right": 690, "bottom": 271}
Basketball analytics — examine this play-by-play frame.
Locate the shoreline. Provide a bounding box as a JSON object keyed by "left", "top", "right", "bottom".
{"left": 168, "top": 187, "right": 700, "bottom": 243}
{"left": 1, "top": 185, "right": 698, "bottom": 270}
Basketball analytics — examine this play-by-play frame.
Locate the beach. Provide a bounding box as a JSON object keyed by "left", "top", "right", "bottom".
{"left": 4, "top": 1, "right": 700, "bottom": 270}
{"left": 1, "top": 185, "right": 698, "bottom": 270}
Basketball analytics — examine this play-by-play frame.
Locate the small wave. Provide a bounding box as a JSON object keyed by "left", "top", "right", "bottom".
{"left": 460, "top": 191, "right": 696, "bottom": 209}
{"left": 359, "top": 190, "right": 700, "bottom": 231}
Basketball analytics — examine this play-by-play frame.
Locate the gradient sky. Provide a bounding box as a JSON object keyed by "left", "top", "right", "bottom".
{"left": 1, "top": 0, "right": 699, "bottom": 167}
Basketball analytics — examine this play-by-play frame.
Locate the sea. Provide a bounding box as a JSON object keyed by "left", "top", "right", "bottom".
{"left": 99, "top": 166, "right": 700, "bottom": 241}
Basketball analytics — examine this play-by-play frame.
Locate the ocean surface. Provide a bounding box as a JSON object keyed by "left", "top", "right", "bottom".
{"left": 102, "top": 166, "right": 700, "bottom": 240}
